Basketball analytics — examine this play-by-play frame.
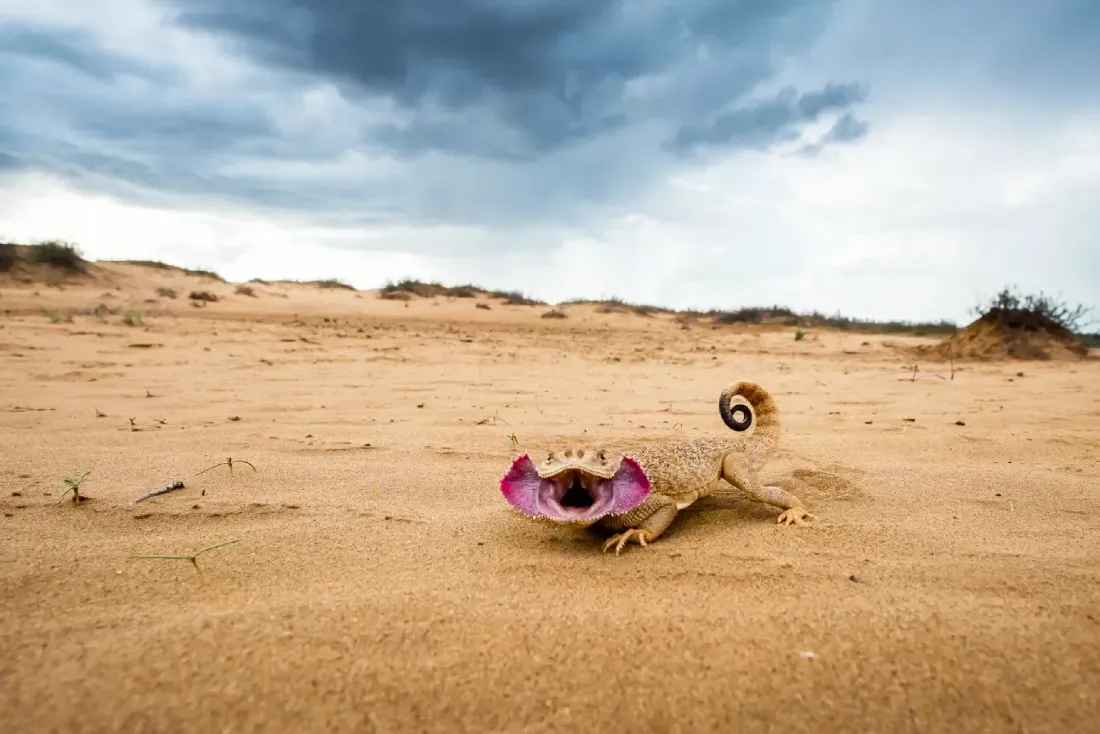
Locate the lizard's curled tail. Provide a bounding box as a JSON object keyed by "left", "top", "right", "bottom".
{"left": 718, "top": 380, "right": 781, "bottom": 451}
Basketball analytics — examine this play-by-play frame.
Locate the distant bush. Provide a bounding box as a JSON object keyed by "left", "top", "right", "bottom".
{"left": 26, "top": 241, "right": 86, "bottom": 272}
{"left": 114, "top": 260, "right": 224, "bottom": 280}
{"left": 495, "top": 290, "right": 544, "bottom": 306}
{"left": 709, "top": 306, "right": 797, "bottom": 325}
{"left": 310, "top": 279, "right": 356, "bottom": 291}
{"left": 973, "top": 285, "right": 1093, "bottom": 333}
{"left": 0, "top": 243, "right": 15, "bottom": 271}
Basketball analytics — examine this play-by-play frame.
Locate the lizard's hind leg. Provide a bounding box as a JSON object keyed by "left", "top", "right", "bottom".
{"left": 598, "top": 493, "right": 679, "bottom": 555}
{"left": 720, "top": 454, "right": 815, "bottom": 526}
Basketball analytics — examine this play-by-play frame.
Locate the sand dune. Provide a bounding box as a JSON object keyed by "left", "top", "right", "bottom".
{"left": 2, "top": 259, "right": 1098, "bottom": 733}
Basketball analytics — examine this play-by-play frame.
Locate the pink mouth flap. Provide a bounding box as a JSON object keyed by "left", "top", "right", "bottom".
{"left": 499, "top": 454, "right": 650, "bottom": 519}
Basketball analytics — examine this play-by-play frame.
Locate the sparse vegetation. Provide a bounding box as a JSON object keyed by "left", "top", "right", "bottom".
{"left": 58, "top": 471, "right": 91, "bottom": 504}
{"left": 132, "top": 538, "right": 240, "bottom": 573}
{"left": 794, "top": 329, "right": 805, "bottom": 341}
{"left": 43, "top": 308, "right": 73, "bottom": 324}
{"left": 25, "top": 240, "right": 86, "bottom": 272}
{"left": 379, "top": 289, "right": 413, "bottom": 301}
{"left": 541, "top": 308, "right": 567, "bottom": 319}
{"left": 0, "top": 242, "right": 16, "bottom": 271}
{"left": 196, "top": 457, "right": 257, "bottom": 476}
{"left": 4, "top": 249, "right": 1085, "bottom": 348}
{"left": 972, "top": 285, "right": 1093, "bottom": 333}
{"left": 123, "top": 309, "right": 144, "bottom": 327}
{"left": 921, "top": 285, "right": 1094, "bottom": 361}
{"left": 112, "top": 260, "right": 223, "bottom": 280}
{"left": 381, "top": 278, "right": 477, "bottom": 298}
{"left": 89, "top": 303, "right": 115, "bottom": 321}
{"left": 495, "top": 290, "right": 544, "bottom": 306}
{"left": 561, "top": 297, "right": 665, "bottom": 316}
{"left": 0, "top": 240, "right": 88, "bottom": 274}
{"left": 708, "top": 305, "right": 799, "bottom": 326}
{"left": 373, "top": 278, "right": 962, "bottom": 334}
{"left": 310, "top": 279, "right": 356, "bottom": 291}
{"left": 380, "top": 279, "right": 545, "bottom": 306}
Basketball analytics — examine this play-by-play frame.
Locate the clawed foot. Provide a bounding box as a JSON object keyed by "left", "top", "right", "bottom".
{"left": 602, "top": 528, "right": 652, "bottom": 555}
{"left": 776, "top": 507, "right": 815, "bottom": 526}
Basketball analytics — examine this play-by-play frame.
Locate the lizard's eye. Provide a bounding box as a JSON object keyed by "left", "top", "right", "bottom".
{"left": 597, "top": 450, "right": 606, "bottom": 462}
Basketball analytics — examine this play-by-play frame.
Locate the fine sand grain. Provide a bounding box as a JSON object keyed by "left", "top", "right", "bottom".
{"left": 2, "top": 263, "right": 1099, "bottom": 733}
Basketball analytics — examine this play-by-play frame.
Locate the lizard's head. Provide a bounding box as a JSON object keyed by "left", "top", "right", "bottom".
{"left": 499, "top": 447, "right": 650, "bottom": 524}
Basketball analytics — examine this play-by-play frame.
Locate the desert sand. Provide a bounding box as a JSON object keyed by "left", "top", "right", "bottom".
{"left": 2, "top": 259, "right": 1098, "bottom": 733}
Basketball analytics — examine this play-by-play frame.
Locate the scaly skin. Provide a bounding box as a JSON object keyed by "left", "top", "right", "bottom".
{"left": 503, "top": 381, "right": 814, "bottom": 555}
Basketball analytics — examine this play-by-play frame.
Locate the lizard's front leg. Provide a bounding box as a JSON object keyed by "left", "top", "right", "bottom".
{"left": 721, "top": 454, "right": 815, "bottom": 526}
{"left": 597, "top": 493, "right": 679, "bottom": 555}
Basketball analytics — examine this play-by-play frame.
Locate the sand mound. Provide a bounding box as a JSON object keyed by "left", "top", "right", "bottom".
{"left": 921, "top": 308, "right": 1090, "bottom": 361}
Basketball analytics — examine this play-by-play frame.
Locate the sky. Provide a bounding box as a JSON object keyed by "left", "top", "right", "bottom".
{"left": 1, "top": 0, "right": 1097, "bottom": 325}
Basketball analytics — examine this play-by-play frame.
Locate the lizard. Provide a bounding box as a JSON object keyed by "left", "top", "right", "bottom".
{"left": 498, "top": 379, "right": 814, "bottom": 554}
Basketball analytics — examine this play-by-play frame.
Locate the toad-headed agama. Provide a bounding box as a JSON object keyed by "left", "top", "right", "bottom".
{"left": 499, "top": 380, "right": 814, "bottom": 554}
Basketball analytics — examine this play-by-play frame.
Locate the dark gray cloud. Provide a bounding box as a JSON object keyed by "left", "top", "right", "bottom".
{"left": 796, "top": 111, "right": 870, "bottom": 158}
{"left": 0, "top": 0, "right": 871, "bottom": 232}
{"left": 666, "top": 82, "right": 867, "bottom": 155}
{"left": 166, "top": 0, "right": 854, "bottom": 159}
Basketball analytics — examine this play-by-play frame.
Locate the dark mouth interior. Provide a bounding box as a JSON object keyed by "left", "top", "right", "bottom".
{"left": 560, "top": 478, "right": 595, "bottom": 508}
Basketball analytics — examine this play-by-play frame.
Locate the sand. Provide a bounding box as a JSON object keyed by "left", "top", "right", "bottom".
{"left": 2, "top": 262, "right": 1099, "bottom": 733}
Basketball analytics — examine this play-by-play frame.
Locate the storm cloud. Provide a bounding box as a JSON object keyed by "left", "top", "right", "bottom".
{"left": 1, "top": 0, "right": 868, "bottom": 228}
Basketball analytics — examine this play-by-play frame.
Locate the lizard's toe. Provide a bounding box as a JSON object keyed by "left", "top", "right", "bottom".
{"left": 776, "top": 508, "right": 815, "bottom": 526}
{"left": 602, "top": 529, "right": 651, "bottom": 555}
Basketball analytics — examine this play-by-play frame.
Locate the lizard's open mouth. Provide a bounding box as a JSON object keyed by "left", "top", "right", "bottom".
{"left": 499, "top": 455, "right": 650, "bottom": 523}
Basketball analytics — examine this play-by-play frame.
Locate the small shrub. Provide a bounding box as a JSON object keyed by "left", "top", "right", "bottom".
{"left": 0, "top": 243, "right": 16, "bottom": 271}
{"left": 43, "top": 308, "right": 73, "bottom": 323}
{"left": 235, "top": 284, "right": 257, "bottom": 297}
{"left": 90, "top": 303, "right": 114, "bottom": 320}
{"left": 311, "top": 279, "right": 356, "bottom": 291}
{"left": 497, "top": 291, "right": 543, "bottom": 306}
{"left": 710, "top": 306, "right": 797, "bottom": 325}
{"left": 156, "top": 286, "right": 177, "bottom": 299}
{"left": 541, "top": 309, "right": 567, "bottom": 319}
{"left": 973, "top": 285, "right": 1093, "bottom": 333}
{"left": 26, "top": 241, "right": 85, "bottom": 272}
{"left": 379, "top": 290, "right": 413, "bottom": 301}
{"left": 381, "top": 279, "right": 445, "bottom": 297}
{"left": 123, "top": 309, "right": 144, "bottom": 326}
{"left": 448, "top": 286, "right": 480, "bottom": 298}
{"left": 189, "top": 290, "right": 218, "bottom": 302}
{"left": 794, "top": 329, "right": 805, "bottom": 341}
{"left": 119, "top": 259, "right": 173, "bottom": 270}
